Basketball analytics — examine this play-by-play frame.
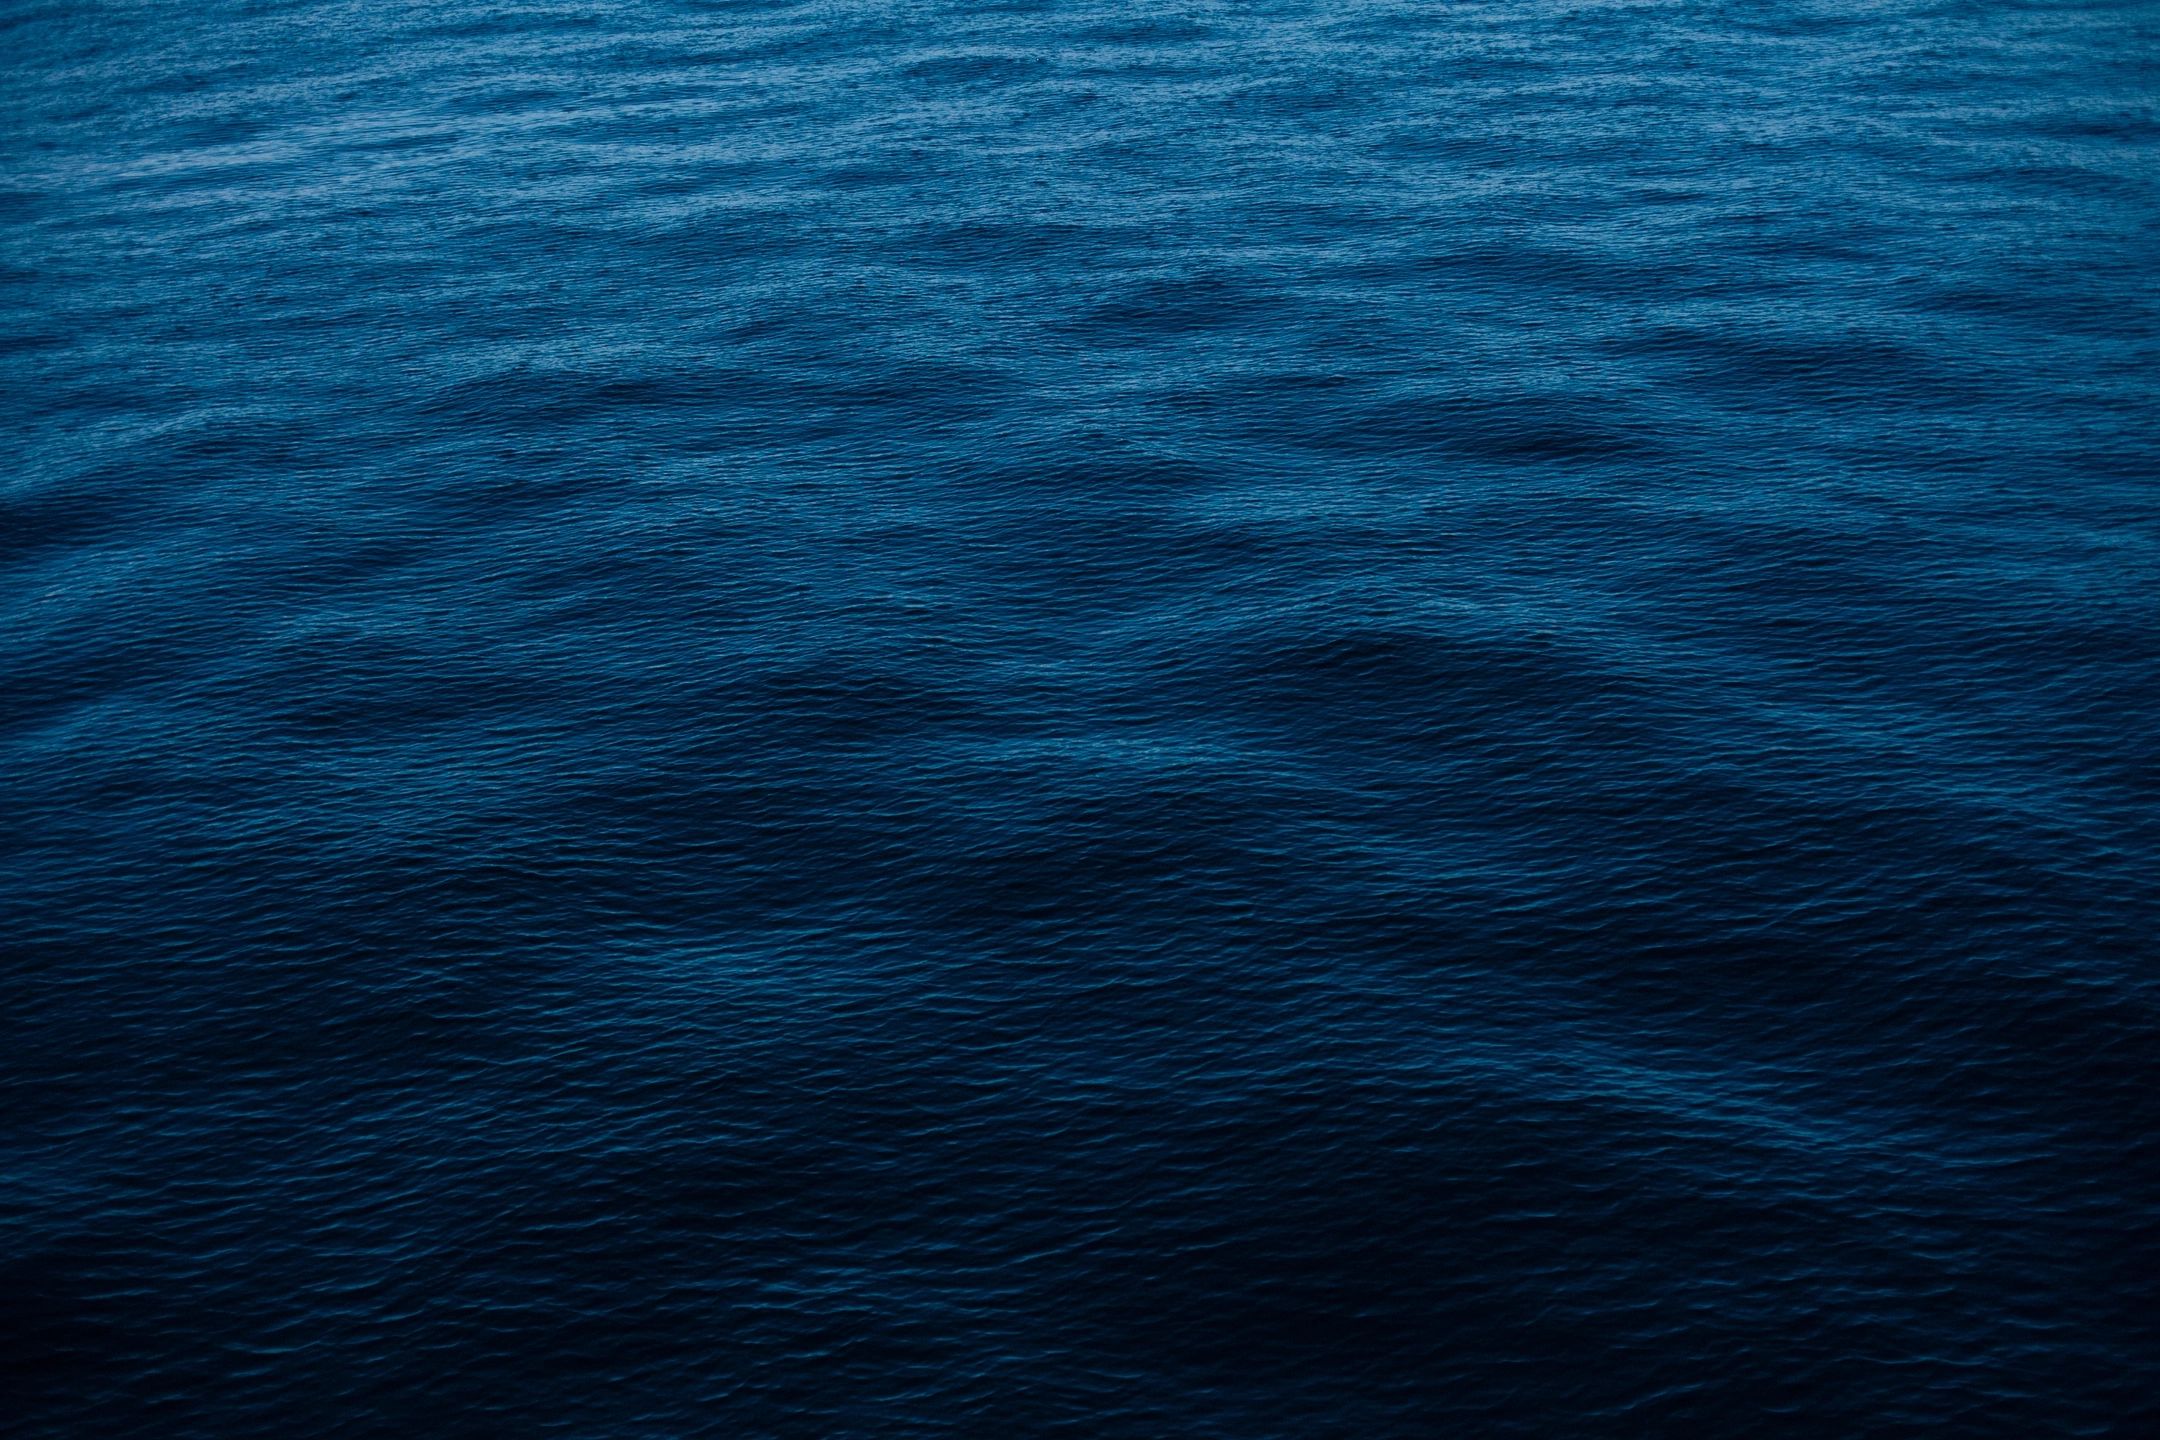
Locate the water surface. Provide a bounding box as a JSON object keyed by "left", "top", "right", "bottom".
{"left": 4, "top": 0, "right": 2157, "bottom": 1434}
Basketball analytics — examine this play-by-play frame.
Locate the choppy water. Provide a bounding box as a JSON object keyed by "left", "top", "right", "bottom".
{"left": 5, "top": 0, "right": 2158, "bottom": 1433}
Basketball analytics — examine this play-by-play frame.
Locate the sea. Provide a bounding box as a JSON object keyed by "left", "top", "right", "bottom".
{"left": 3, "top": 0, "right": 2156, "bottom": 1434}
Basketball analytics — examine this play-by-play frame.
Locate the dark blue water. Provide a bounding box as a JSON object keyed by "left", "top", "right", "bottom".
{"left": 5, "top": 0, "right": 2157, "bottom": 1433}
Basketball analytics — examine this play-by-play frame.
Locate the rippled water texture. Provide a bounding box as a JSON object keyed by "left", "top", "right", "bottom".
{"left": 5, "top": 0, "right": 2158, "bottom": 1433}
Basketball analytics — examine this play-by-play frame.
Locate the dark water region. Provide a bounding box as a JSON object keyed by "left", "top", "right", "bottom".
{"left": 4, "top": 0, "right": 2158, "bottom": 1433}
